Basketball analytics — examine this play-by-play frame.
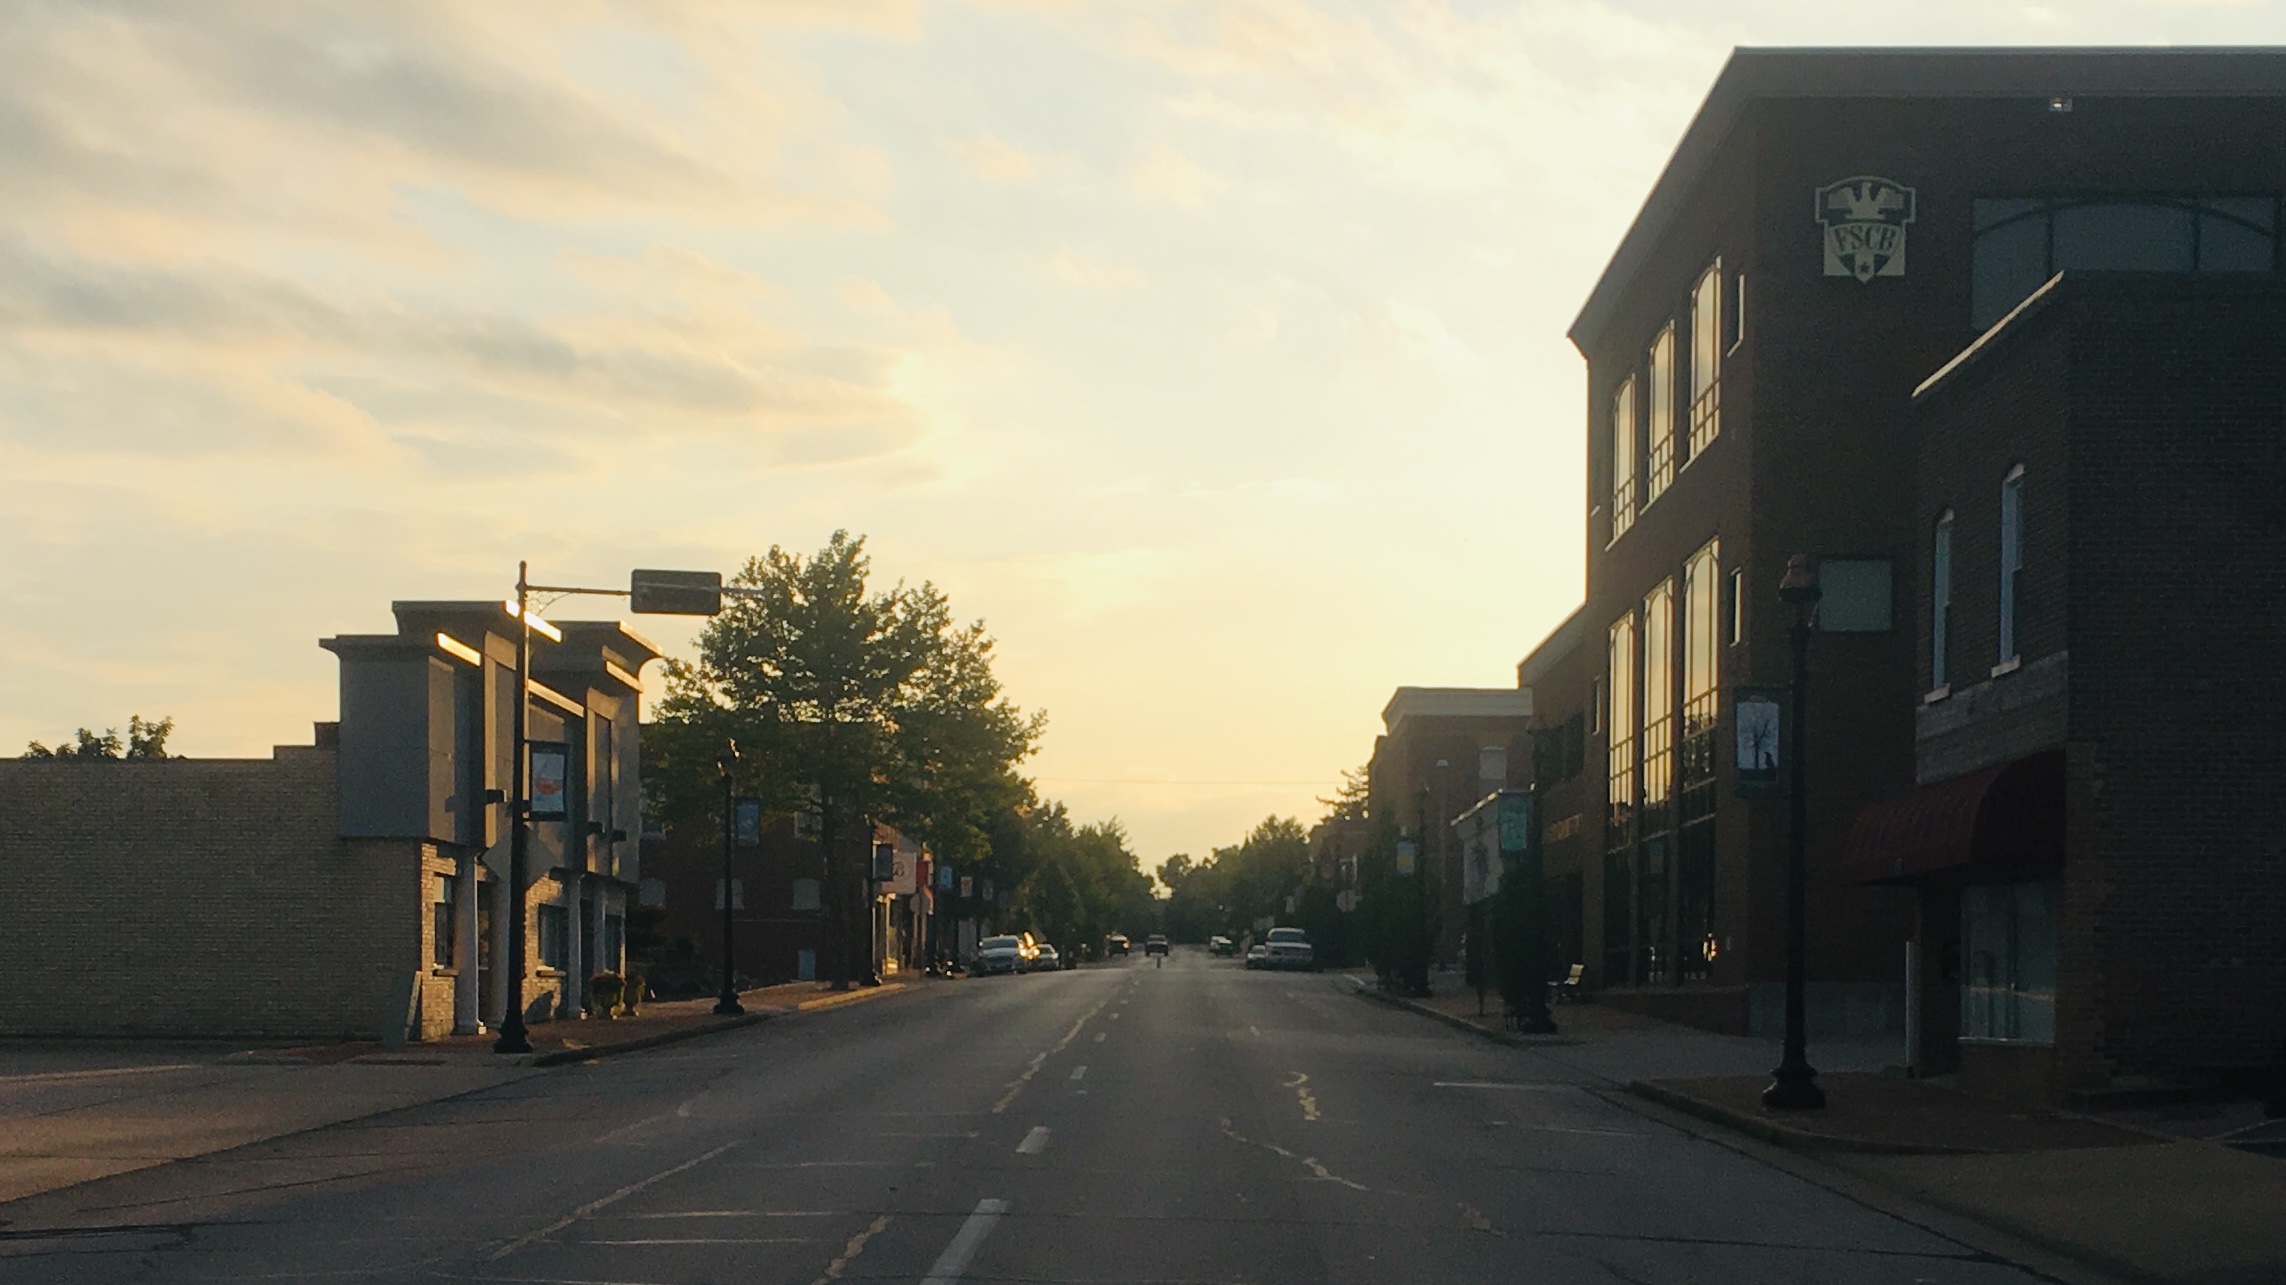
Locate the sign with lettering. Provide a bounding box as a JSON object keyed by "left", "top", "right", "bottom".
{"left": 1816, "top": 176, "right": 1917, "bottom": 282}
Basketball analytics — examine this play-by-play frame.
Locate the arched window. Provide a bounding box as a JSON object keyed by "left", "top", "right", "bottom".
{"left": 1998, "top": 467, "right": 2024, "bottom": 664}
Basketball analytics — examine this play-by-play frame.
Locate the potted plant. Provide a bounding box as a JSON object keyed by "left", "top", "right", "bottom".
{"left": 588, "top": 972, "right": 625, "bottom": 1019}
{"left": 621, "top": 970, "right": 645, "bottom": 1017}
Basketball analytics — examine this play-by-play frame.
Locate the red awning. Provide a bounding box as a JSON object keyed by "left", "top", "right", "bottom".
{"left": 1843, "top": 750, "right": 2064, "bottom": 885}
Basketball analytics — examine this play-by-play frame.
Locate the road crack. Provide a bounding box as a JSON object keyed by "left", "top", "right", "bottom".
{"left": 1216, "top": 1117, "right": 1365, "bottom": 1191}
{"left": 1281, "top": 1071, "right": 1320, "bottom": 1122}
{"left": 808, "top": 1212, "right": 889, "bottom": 1285}
{"left": 993, "top": 998, "right": 1107, "bottom": 1114}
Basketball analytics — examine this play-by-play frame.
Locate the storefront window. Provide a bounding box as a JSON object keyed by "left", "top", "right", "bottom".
{"left": 1961, "top": 880, "right": 2058, "bottom": 1044}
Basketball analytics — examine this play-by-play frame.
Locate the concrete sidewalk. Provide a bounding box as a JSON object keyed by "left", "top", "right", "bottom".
{"left": 1355, "top": 976, "right": 2286, "bottom": 1285}
{"left": 0, "top": 976, "right": 932, "bottom": 1208}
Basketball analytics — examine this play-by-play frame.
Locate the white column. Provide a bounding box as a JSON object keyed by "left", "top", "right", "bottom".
{"left": 454, "top": 851, "right": 482, "bottom": 1035}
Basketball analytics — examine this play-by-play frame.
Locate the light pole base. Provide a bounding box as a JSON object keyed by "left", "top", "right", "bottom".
{"left": 1762, "top": 1065, "right": 1826, "bottom": 1110}
{"left": 714, "top": 992, "right": 745, "bottom": 1016}
{"left": 493, "top": 1029, "right": 532, "bottom": 1055}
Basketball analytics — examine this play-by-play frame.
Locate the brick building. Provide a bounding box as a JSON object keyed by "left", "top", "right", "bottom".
{"left": 1557, "top": 46, "right": 2286, "bottom": 1039}
{"left": 1516, "top": 610, "right": 1591, "bottom": 977}
{"left": 1365, "top": 686, "right": 1533, "bottom": 967}
{"left": 1842, "top": 275, "right": 2286, "bottom": 1101}
{"left": 642, "top": 813, "right": 930, "bottom": 987}
{"left": 0, "top": 600, "right": 654, "bottom": 1041}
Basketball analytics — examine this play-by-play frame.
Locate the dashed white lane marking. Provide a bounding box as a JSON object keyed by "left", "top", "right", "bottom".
{"left": 1069, "top": 1065, "right": 1088, "bottom": 1081}
{"left": 1431, "top": 1081, "right": 1575, "bottom": 1091}
{"left": 1249, "top": 1025, "right": 1260, "bottom": 1037}
{"left": 1093, "top": 1032, "right": 1106, "bottom": 1043}
{"left": 920, "top": 1197, "right": 1010, "bottom": 1285}
{"left": 1017, "top": 1126, "right": 1051, "bottom": 1155}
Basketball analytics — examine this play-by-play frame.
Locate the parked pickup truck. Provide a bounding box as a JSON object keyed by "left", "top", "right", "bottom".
{"left": 1262, "top": 927, "right": 1315, "bottom": 971}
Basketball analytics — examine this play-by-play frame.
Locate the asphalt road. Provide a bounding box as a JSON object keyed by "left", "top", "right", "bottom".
{"left": 0, "top": 948, "right": 2053, "bottom": 1284}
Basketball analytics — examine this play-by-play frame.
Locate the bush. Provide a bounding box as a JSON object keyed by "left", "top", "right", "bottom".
{"left": 621, "top": 970, "right": 646, "bottom": 1017}
{"left": 588, "top": 972, "right": 625, "bottom": 1018}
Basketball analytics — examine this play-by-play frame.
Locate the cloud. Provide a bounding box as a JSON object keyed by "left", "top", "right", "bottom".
{"left": 950, "top": 135, "right": 1040, "bottom": 180}
{"left": 1129, "top": 143, "right": 1219, "bottom": 207}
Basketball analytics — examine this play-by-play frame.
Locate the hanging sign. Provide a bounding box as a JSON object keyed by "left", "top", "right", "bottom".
{"left": 734, "top": 797, "right": 763, "bottom": 847}
{"left": 527, "top": 742, "right": 570, "bottom": 821}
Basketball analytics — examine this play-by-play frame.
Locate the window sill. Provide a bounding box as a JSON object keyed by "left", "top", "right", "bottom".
{"left": 430, "top": 967, "right": 458, "bottom": 978}
{"left": 1990, "top": 657, "right": 2022, "bottom": 678}
{"left": 1957, "top": 1036, "right": 2055, "bottom": 1049}
{"left": 535, "top": 967, "right": 566, "bottom": 979}
{"left": 1922, "top": 684, "right": 1951, "bottom": 705}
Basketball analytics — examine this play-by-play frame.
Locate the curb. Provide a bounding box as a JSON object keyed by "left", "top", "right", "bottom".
{"left": 1345, "top": 979, "right": 1580, "bottom": 1048}
{"left": 530, "top": 1012, "right": 772, "bottom": 1067}
{"left": 1599, "top": 1087, "right": 2151, "bottom": 1285}
{"left": 1624, "top": 1079, "right": 1987, "bottom": 1156}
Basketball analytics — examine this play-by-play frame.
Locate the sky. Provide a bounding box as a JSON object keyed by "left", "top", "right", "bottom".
{"left": 4, "top": 0, "right": 2281, "bottom": 865}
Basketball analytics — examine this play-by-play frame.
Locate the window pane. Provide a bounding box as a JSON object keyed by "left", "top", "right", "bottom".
{"left": 1932, "top": 517, "right": 1953, "bottom": 687}
{"left": 2015, "top": 881, "right": 2059, "bottom": 1045}
{"left": 1610, "top": 379, "right": 1637, "bottom": 536}
{"left": 1642, "top": 582, "right": 1673, "bottom": 808}
{"left": 1646, "top": 328, "right": 1675, "bottom": 503}
{"left": 2053, "top": 201, "right": 2195, "bottom": 273}
{"left": 1817, "top": 559, "right": 1893, "bottom": 633}
{"left": 1974, "top": 198, "right": 2043, "bottom": 233}
{"left": 2199, "top": 198, "right": 2277, "bottom": 272}
{"left": 1972, "top": 211, "right": 2050, "bottom": 330}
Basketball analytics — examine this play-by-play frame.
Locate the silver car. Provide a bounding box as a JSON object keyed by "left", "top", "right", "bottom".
{"left": 974, "top": 935, "right": 1023, "bottom": 976}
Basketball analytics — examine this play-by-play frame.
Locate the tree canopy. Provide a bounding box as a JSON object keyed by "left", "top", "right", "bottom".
{"left": 1159, "top": 815, "right": 1309, "bottom": 943}
{"left": 648, "top": 531, "right": 1053, "bottom": 983}
{"left": 23, "top": 715, "right": 174, "bottom": 760}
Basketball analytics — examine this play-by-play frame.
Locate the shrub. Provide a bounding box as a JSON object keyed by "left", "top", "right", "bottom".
{"left": 588, "top": 973, "right": 625, "bottom": 1018}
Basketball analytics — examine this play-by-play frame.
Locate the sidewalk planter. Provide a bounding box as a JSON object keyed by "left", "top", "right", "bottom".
{"left": 622, "top": 971, "right": 646, "bottom": 1017}
{"left": 588, "top": 973, "right": 625, "bottom": 1019}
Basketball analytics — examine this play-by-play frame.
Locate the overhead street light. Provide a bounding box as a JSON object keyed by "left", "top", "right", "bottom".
{"left": 489, "top": 562, "right": 725, "bottom": 1057}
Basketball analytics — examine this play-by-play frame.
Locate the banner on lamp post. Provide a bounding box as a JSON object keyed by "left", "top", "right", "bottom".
{"left": 734, "top": 797, "right": 763, "bottom": 847}
{"left": 1734, "top": 686, "right": 1785, "bottom": 799}
{"left": 527, "top": 742, "right": 569, "bottom": 821}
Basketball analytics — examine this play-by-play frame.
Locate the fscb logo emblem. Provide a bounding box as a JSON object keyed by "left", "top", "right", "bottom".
{"left": 1816, "top": 176, "right": 1917, "bottom": 282}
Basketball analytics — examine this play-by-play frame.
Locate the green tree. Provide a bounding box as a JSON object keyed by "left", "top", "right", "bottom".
{"left": 652, "top": 532, "right": 1041, "bottom": 988}
{"left": 23, "top": 715, "right": 174, "bottom": 760}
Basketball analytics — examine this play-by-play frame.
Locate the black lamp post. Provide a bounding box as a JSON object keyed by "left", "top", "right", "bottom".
{"left": 494, "top": 562, "right": 536, "bottom": 1055}
{"left": 715, "top": 742, "right": 745, "bottom": 1016}
{"left": 1764, "top": 554, "right": 1826, "bottom": 1110}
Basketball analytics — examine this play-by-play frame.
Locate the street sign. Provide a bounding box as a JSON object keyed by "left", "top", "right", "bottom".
{"left": 1336, "top": 889, "right": 1359, "bottom": 912}
{"left": 937, "top": 864, "right": 955, "bottom": 891}
{"left": 1395, "top": 839, "right": 1417, "bottom": 876}
{"left": 734, "top": 797, "right": 762, "bottom": 847}
{"left": 629, "top": 569, "right": 723, "bottom": 616}
{"left": 1734, "top": 686, "right": 1785, "bottom": 798}
{"left": 960, "top": 876, "right": 974, "bottom": 899}
{"left": 527, "top": 742, "right": 569, "bottom": 821}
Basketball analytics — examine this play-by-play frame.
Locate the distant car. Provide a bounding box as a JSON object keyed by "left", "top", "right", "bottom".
{"left": 1209, "top": 935, "right": 1236, "bottom": 957}
{"left": 1028, "top": 943, "right": 1061, "bottom": 973}
{"left": 1264, "top": 927, "right": 1316, "bottom": 971}
{"left": 1244, "top": 944, "right": 1269, "bottom": 969}
{"left": 974, "top": 935, "right": 1027, "bottom": 976}
{"left": 1107, "top": 934, "right": 1130, "bottom": 956}
{"left": 1144, "top": 933, "right": 1170, "bottom": 956}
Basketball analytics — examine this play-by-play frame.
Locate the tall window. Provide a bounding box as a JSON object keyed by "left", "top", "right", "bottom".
{"left": 1638, "top": 582, "right": 1675, "bottom": 983}
{"left": 538, "top": 903, "right": 570, "bottom": 971}
{"left": 1645, "top": 328, "right": 1675, "bottom": 504}
{"left": 1972, "top": 196, "right": 2277, "bottom": 328}
{"left": 1678, "top": 542, "right": 1721, "bottom": 980}
{"left": 433, "top": 877, "right": 456, "bottom": 968}
{"left": 1640, "top": 583, "right": 1675, "bottom": 812}
{"left": 1604, "top": 613, "right": 1637, "bottom": 984}
{"left": 1931, "top": 511, "right": 1954, "bottom": 689}
{"left": 1689, "top": 265, "right": 1722, "bottom": 457}
{"left": 1728, "top": 566, "right": 1745, "bottom": 646}
{"left": 1610, "top": 378, "right": 1638, "bottom": 538}
{"left": 1999, "top": 467, "right": 2024, "bottom": 664}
